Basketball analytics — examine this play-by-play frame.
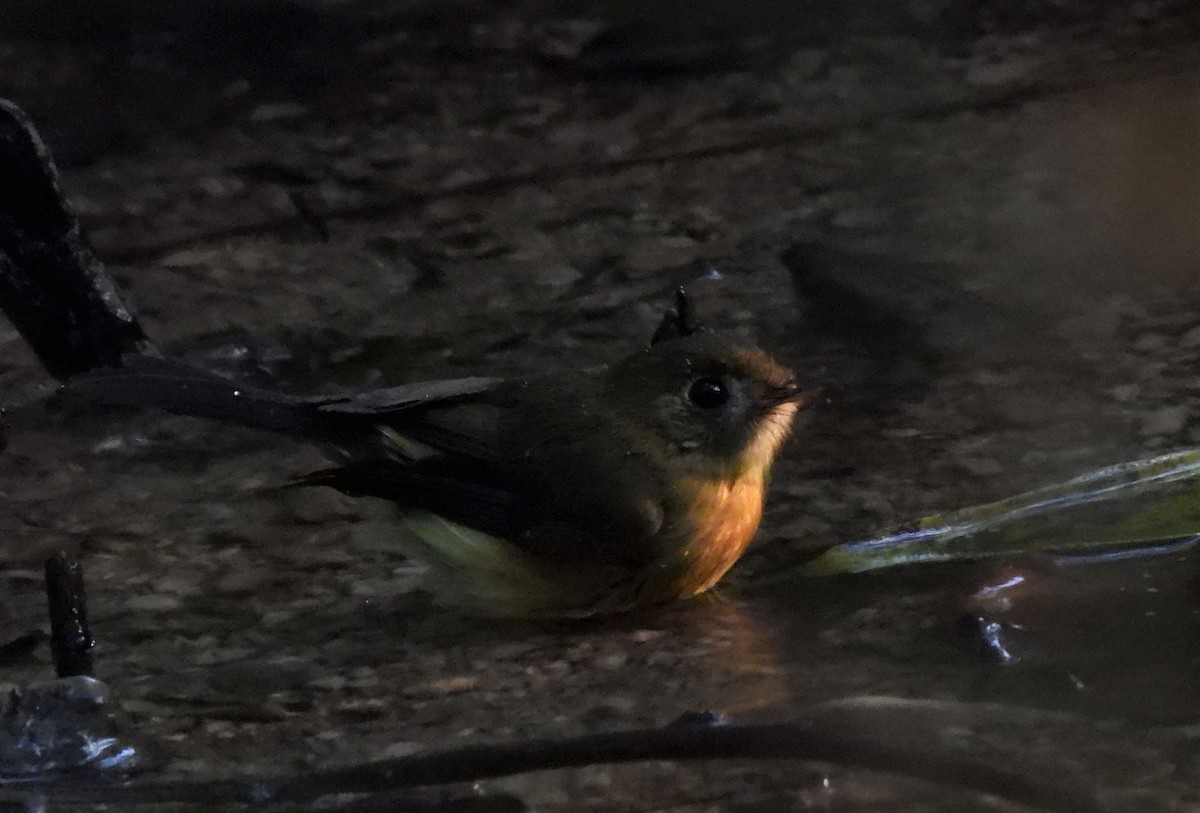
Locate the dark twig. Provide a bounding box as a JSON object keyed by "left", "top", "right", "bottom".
{"left": 44, "top": 553, "right": 94, "bottom": 678}
{"left": 43, "top": 716, "right": 1101, "bottom": 812}
{"left": 0, "top": 99, "right": 153, "bottom": 380}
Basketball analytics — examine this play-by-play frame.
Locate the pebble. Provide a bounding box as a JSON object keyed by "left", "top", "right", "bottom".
{"left": 1110, "top": 384, "right": 1141, "bottom": 403}
{"left": 1180, "top": 325, "right": 1200, "bottom": 349}
{"left": 335, "top": 698, "right": 387, "bottom": 719}
{"left": 532, "top": 262, "right": 582, "bottom": 287}
{"left": 957, "top": 457, "right": 1003, "bottom": 477}
{"left": 831, "top": 207, "right": 888, "bottom": 230}
{"left": 1139, "top": 405, "right": 1188, "bottom": 437}
{"left": 249, "top": 102, "right": 311, "bottom": 124}
{"left": 595, "top": 653, "right": 628, "bottom": 671}
{"left": 405, "top": 676, "right": 477, "bottom": 698}
{"left": 378, "top": 741, "right": 423, "bottom": 759}
{"left": 150, "top": 576, "right": 205, "bottom": 597}
{"left": 221, "top": 79, "right": 251, "bottom": 99}
{"left": 208, "top": 658, "right": 311, "bottom": 695}
{"left": 278, "top": 487, "right": 357, "bottom": 525}
{"left": 1133, "top": 333, "right": 1168, "bottom": 352}
{"left": 964, "top": 55, "right": 1041, "bottom": 89}
{"left": 785, "top": 49, "right": 829, "bottom": 81}
{"left": 214, "top": 567, "right": 270, "bottom": 595}
{"left": 309, "top": 675, "right": 347, "bottom": 692}
{"left": 349, "top": 520, "right": 405, "bottom": 553}
{"left": 123, "top": 593, "right": 182, "bottom": 612}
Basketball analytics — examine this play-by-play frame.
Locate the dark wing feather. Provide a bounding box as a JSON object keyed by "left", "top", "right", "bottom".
{"left": 296, "top": 459, "right": 518, "bottom": 541}
{"left": 297, "top": 450, "right": 664, "bottom": 564}
{"left": 315, "top": 377, "right": 502, "bottom": 414}
{"left": 321, "top": 382, "right": 512, "bottom": 464}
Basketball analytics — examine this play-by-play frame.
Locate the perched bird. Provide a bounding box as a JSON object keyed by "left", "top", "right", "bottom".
{"left": 64, "top": 293, "right": 808, "bottom": 618}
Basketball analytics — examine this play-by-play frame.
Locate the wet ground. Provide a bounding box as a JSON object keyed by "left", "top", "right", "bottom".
{"left": 2, "top": 1, "right": 1200, "bottom": 810}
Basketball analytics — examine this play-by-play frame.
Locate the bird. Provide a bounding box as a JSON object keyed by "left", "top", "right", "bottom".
{"left": 63, "top": 292, "right": 809, "bottom": 618}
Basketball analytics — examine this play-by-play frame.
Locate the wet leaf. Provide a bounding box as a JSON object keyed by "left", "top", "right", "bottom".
{"left": 807, "top": 448, "right": 1200, "bottom": 573}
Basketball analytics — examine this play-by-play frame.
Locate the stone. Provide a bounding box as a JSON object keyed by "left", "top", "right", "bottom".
{"left": 1139, "top": 405, "right": 1188, "bottom": 437}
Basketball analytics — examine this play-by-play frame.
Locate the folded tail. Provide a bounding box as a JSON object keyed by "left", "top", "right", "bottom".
{"left": 61, "top": 355, "right": 342, "bottom": 440}
{"left": 62, "top": 355, "right": 505, "bottom": 450}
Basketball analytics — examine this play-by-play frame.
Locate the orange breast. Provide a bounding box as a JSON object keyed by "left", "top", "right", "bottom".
{"left": 675, "top": 475, "right": 766, "bottom": 596}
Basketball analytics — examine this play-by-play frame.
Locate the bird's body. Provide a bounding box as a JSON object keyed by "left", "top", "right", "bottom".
{"left": 66, "top": 329, "right": 804, "bottom": 617}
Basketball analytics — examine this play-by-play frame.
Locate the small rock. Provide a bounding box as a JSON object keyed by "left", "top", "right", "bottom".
{"left": 309, "top": 675, "right": 347, "bottom": 692}
{"left": 260, "top": 609, "right": 298, "bottom": 626}
{"left": 159, "top": 247, "right": 221, "bottom": 269}
{"left": 957, "top": 457, "right": 1003, "bottom": 477}
{"left": 1133, "top": 333, "right": 1168, "bottom": 352}
{"left": 196, "top": 175, "right": 241, "bottom": 198}
{"left": 1139, "top": 405, "right": 1188, "bottom": 437}
{"left": 965, "top": 56, "right": 1041, "bottom": 89}
{"left": 207, "top": 658, "right": 311, "bottom": 695}
{"left": 152, "top": 575, "right": 205, "bottom": 596}
{"left": 349, "top": 520, "right": 404, "bottom": 553}
{"left": 1110, "top": 384, "right": 1141, "bottom": 403}
{"left": 335, "top": 698, "right": 387, "bottom": 719}
{"left": 1180, "top": 325, "right": 1200, "bottom": 349}
{"left": 214, "top": 567, "right": 271, "bottom": 595}
{"left": 250, "top": 103, "right": 311, "bottom": 124}
{"left": 881, "top": 427, "right": 925, "bottom": 439}
{"left": 785, "top": 48, "right": 829, "bottom": 81}
{"left": 631, "top": 630, "right": 662, "bottom": 644}
{"left": 969, "top": 369, "right": 1006, "bottom": 387}
{"left": 221, "top": 79, "right": 251, "bottom": 99}
{"left": 595, "top": 653, "right": 627, "bottom": 671}
{"left": 831, "top": 207, "right": 887, "bottom": 230}
{"left": 1135, "top": 360, "right": 1170, "bottom": 380}
{"left": 123, "top": 593, "right": 182, "bottom": 612}
{"left": 404, "top": 676, "right": 477, "bottom": 698}
{"left": 533, "top": 263, "right": 582, "bottom": 287}
{"left": 347, "top": 667, "right": 379, "bottom": 689}
{"left": 378, "top": 741, "right": 422, "bottom": 759}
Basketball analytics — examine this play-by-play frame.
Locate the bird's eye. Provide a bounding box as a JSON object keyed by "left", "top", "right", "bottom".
{"left": 687, "top": 376, "right": 731, "bottom": 409}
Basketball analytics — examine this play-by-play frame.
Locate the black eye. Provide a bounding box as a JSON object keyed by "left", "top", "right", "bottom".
{"left": 687, "top": 376, "right": 730, "bottom": 409}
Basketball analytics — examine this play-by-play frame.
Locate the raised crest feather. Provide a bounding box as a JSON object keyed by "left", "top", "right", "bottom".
{"left": 650, "top": 287, "right": 706, "bottom": 346}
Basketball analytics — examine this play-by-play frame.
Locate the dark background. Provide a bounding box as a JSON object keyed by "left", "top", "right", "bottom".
{"left": 2, "top": 3, "right": 1199, "bottom": 810}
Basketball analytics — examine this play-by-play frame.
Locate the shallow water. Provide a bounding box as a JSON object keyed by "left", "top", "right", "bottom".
{"left": 2, "top": 2, "right": 1200, "bottom": 811}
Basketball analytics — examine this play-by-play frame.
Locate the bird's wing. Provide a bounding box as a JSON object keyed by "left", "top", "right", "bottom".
{"left": 66, "top": 356, "right": 664, "bottom": 560}
{"left": 314, "top": 377, "right": 503, "bottom": 414}
{"left": 297, "top": 453, "right": 664, "bottom": 563}
{"left": 296, "top": 458, "right": 517, "bottom": 541}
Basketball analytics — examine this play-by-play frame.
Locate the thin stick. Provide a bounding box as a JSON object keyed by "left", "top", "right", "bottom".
{"left": 44, "top": 553, "right": 94, "bottom": 678}
{"left": 40, "top": 717, "right": 1102, "bottom": 812}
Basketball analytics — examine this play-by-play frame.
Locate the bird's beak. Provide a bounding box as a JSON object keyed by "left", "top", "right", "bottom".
{"left": 768, "top": 377, "right": 825, "bottom": 408}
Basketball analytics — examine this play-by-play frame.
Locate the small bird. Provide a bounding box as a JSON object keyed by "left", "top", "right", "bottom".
{"left": 64, "top": 293, "right": 808, "bottom": 618}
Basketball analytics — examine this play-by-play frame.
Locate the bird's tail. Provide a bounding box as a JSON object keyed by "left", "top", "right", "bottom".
{"left": 61, "top": 355, "right": 344, "bottom": 440}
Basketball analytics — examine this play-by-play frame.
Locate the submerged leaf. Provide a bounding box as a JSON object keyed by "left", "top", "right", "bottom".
{"left": 806, "top": 449, "right": 1200, "bottom": 574}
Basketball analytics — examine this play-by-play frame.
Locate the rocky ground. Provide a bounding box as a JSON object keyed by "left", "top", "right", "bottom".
{"left": 2, "top": 2, "right": 1200, "bottom": 811}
